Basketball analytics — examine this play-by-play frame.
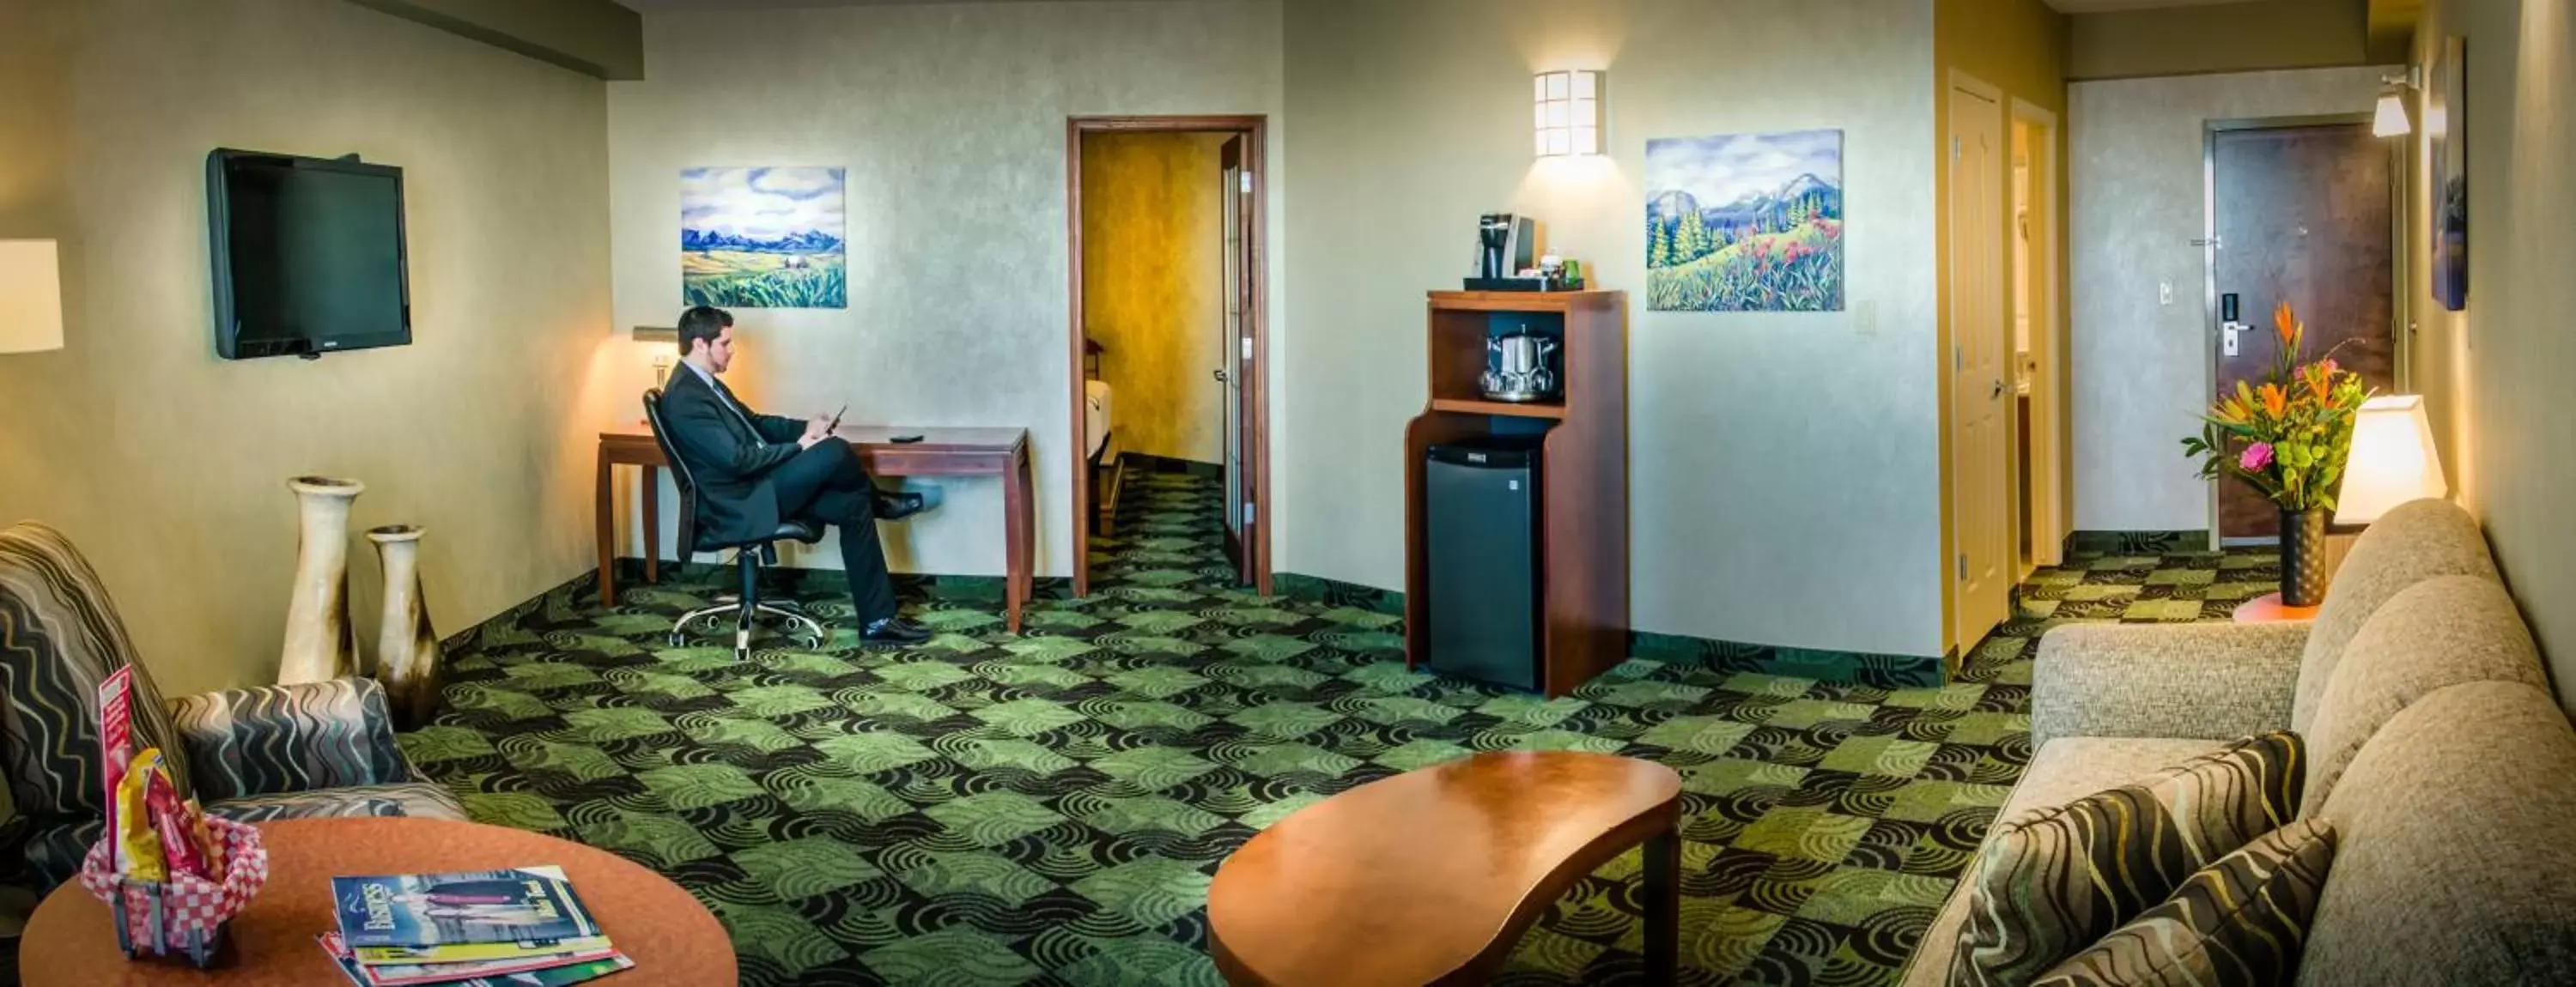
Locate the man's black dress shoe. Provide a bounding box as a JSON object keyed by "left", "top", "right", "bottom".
{"left": 861, "top": 617, "right": 932, "bottom": 645}
{"left": 873, "top": 490, "right": 931, "bottom": 521}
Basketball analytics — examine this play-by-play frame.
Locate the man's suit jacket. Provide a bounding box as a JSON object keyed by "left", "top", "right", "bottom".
{"left": 656, "top": 366, "right": 810, "bottom": 553}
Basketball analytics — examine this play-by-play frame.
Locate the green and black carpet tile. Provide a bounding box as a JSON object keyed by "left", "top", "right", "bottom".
{"left": 401, "top": 474, "right": 2275, "bottom": 985}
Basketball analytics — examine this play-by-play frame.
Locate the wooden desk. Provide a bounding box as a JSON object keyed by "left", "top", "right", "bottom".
{"left": 21, "top": 818, "right": 735, "bottom": 986}
{"left": 595, "top": 426, "right": 1035, "bottom": 633}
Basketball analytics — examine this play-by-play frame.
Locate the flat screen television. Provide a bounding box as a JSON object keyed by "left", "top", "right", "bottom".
{"left": 208, "top": 148, "right": 410, "bottom": 360}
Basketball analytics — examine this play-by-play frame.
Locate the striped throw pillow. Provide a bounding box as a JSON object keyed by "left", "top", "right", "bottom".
{"left": 2035, "top": 819, "right": 2337, "bottom": 985}
{"left": 1953, "top": 731, "right": 2306, "bottom": 986}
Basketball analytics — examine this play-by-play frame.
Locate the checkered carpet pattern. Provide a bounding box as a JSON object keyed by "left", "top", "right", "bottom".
{"left": 398, "top": 475, "right": 2270, "bottom": 985}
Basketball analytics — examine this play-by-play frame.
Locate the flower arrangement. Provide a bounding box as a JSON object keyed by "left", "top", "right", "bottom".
{"left": 2182, "top": 302, "right": 2371, "bottom": 512}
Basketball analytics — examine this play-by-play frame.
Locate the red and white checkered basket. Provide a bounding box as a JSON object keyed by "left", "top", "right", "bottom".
{"left": 77, "top": 816, "right": 270, "bottom": 967}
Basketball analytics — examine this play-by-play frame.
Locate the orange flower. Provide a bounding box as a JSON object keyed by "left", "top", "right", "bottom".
{"left": 2258, "top": 383, "right": 2287, "bottom": 418}
{"left": 2274, "top": 301, "right": 2300, "bottom": 348}
{"left": 2305, "top": 364, "right": 2334, "bottom": 403}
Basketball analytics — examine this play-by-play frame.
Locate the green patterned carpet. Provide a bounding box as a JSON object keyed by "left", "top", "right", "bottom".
{"left": 399, "top": 475, "right": 2271, "bottom": 985}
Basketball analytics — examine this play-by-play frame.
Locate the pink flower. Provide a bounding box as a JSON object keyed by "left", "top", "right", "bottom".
{"left": 2239, "top": 442, "right": 2275, "bottom": 472}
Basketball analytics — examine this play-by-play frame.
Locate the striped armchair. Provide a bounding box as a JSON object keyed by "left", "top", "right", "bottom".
{"left": 0, "top": 522, "right": 465, "bottom": 891}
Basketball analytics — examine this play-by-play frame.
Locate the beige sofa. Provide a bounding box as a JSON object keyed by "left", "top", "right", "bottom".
{"left": 1903, "top": 499, "right": 2576, "bottom": 986}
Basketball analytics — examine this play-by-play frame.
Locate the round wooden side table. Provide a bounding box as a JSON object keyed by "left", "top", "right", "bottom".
{"left": 2233, "top": 591, "right": 2320, "bottom": 623}
{"left": 21, "top": 817, "right": 736, "bottom": 986}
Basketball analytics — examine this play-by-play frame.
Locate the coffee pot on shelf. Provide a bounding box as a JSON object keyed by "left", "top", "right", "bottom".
{"left": 1480, "top": 328, "right": 1559, "bottom": 403}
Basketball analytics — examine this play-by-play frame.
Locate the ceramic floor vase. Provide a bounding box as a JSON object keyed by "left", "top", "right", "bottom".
{"left": 368, "top": 524, "right": 442, "bottom": 729}
{"left": 279, "top": 476, "right": 363, "bottom": 684}
{"left": 2279, "top": 507, "right": 2330, "bottom": 608}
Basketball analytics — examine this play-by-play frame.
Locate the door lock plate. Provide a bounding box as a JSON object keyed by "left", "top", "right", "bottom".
{"left": 2221, "top": 321, "right": 2245, "bottom": 357}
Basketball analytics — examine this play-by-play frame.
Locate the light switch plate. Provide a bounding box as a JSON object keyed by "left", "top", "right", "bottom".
{"left": 2159, "top": 282, "right": 2173, "bottom": 306}
{"left": 1855, "top": 300, "right": 1878, "bottom": 336}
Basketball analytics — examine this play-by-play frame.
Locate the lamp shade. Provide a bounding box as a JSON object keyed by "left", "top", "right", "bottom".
{"left": 0, "top": 239, "right": 64, "bottom": 354}
{"left": 1534, "top": 70, "right": 1603, "bottom": 157}
{"left": 2335, "top": 395, "right": 2446, "bottom": 525}
{"left": 2372, "top": 91, "right": 2413, "bottom": 137}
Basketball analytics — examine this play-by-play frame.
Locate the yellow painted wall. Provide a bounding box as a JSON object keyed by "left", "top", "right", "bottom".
{"left": 1080, "top": 132, "right": 1230, "bottom": 465}
{"left": 0, "top": 0, "right": 613, "bottom": 698}
{"left": 1934, "top": 0, "right": 2069, "bottom": 654}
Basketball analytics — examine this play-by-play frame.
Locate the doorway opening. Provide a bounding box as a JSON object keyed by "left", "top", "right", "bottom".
{"left": 2011, "top": 101, "right": 2065, "bottom": 578}
{"left": 1066, "top": 116, "right": 1269, "bottom": 599}
{"left": 2201, "top": 115, "right": 2395, "bottom": 546}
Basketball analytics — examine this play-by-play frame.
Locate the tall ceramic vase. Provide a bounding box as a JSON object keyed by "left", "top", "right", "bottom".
{"left": 2279, "top": 508, "right": 2330, "bottom": 608}
{"left": 280, "top": 476, "right": 365, "bottom": 684}
{"left": 368, "top": 524, "right": 443, "bottom": 730}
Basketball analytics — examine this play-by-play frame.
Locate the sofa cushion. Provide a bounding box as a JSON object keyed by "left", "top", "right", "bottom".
{"left": 0, "top": 522, "right": 197, "bottom": 817}
{"left": 1904, "top": 737, "right": 2229, "bottom": 987}
{"left": 1951, "top": 733, "right": 2304, "bottom": 986}
{"left": 2293, "top": 498, "right": 2497, "bottom": 734}
{"left": 2299, "top": 576, "right": 2543, "bottom": 816}
{"left": 2298, "top": 681, "right": 2576, "bottom": 986}
{"left": 207, "top": 781, "right": 469, "bottom": 823}
{"left": 2036, "top": 818, "right": 2337, "bottom": 986}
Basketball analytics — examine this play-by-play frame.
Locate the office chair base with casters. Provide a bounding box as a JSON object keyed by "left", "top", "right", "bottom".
{"left": 668, "top": 537, "right": 829, "bottom": 660}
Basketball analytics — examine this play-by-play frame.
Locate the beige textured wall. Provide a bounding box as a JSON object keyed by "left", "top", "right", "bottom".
{"left": 1282, "top": 0, "right": 1947, "bottom": 657}
{"left": 0, "top": 0, "right": 612, "bottom": 698}
{"left": 2067, "top": 66, "right": 2390, "bottom": 532}
{"left": 607, "top": 1, "right": 1284, "bottom": 579}
{"left": 2069, "top": 0, "right": 2378, "bottom": 81}
{"left": 338, "top": 0, "right": 644, "bottom": 80}
{"left": 2406, "top": 0, "right": 2576, "bottom": 716}
{"left": 1081, "top": 132, "right": 1229, "bottom": 465}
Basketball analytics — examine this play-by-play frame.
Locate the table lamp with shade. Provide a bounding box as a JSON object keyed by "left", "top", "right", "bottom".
{"left": 2335, "top": 395, "right": 2449, "bottom": 526}
{"left": 2235, "top": 394, "right": 2446, "bottom": 623}
{"left": 0, "top": 239, "right": 64, "bottom": 354}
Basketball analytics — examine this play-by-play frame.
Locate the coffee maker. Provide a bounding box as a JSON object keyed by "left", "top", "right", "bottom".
{"left": 1472, "top": 214, "right": 1537, "bottom": 286}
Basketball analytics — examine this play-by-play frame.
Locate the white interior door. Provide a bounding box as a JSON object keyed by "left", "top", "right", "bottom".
{"left": 1950, "top": 82, "right": 2011, "bottom": 654}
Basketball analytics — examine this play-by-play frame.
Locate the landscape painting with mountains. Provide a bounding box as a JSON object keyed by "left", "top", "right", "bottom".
{"left": 1644, "top": 130, "right": 1844, "bottom": 312}
{"left": 681, "top": 167, "right": 848, "bottom": 309}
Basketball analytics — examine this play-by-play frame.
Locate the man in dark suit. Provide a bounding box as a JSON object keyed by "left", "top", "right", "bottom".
{"left": 657, "top": 306, "right": 931, "bottom": 645}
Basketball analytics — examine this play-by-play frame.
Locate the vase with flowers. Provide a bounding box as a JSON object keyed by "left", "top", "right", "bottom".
{"left": 2182, "top": 302, "right": 2371, "bottom": 607}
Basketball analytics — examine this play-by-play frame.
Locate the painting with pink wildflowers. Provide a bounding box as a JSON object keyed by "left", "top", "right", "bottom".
{"left": 1644, "top": 129, "right": 1844, "bottom": 312}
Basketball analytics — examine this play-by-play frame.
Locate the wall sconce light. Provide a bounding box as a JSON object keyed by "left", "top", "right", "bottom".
{"left": 1534, "top": 70, "right": 1603, "bottom": 157}
{"left": 0, "top": 239, "right": 64, "bottom": 354}
{"left": 2373, "top": 66, "right": 2420, "bottom": 137}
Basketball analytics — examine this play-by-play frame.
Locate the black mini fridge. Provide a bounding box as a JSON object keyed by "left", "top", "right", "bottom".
{"left": 1423, "top": 434, "right": 1544, "bottom": 691}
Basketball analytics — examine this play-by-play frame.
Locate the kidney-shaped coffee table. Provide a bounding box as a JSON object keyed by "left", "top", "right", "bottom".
{"left": 1208, "top": 750, "right": 1683, "bottom": 985}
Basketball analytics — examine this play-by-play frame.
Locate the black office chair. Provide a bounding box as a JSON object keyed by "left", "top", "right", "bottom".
{"left": 641, "top": 388, "right": 828, "bottom": 659}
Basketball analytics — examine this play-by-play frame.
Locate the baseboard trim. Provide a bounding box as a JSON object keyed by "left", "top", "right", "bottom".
{"left": 1273, "top": 572, "right": 1946, "bottom": 688}
{"left": 2064, "top": 530, "right": 2212, "bottom": 555}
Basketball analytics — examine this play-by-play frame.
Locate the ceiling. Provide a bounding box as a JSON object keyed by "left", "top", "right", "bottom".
{"left": 2042, "top": 0, "right": 2263, "bottom": 12}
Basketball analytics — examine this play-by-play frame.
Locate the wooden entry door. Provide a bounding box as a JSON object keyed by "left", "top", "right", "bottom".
{"left": 1948, "top": 80, "right": 2011, "bottom": 652}
{"left": 2210, "top": 123, "right": 2395, "bottom": 540}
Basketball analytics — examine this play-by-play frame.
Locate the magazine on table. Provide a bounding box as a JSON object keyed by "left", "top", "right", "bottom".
{"left": 320, "top": 933, "right": 635, "bottom": 987}
{"left": 317, "top": 932, "right": 615, "bottom": 984}
{"left": 332, "top": 865, "right": 602, "bottom": 948}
